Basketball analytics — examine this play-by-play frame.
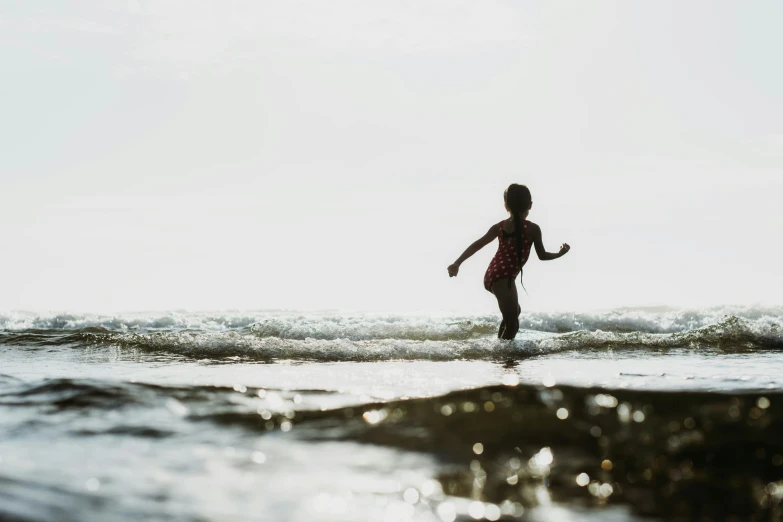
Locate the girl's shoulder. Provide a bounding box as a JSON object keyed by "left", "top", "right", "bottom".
{"left": 484, "top": 221, "right": 503, "bottom": 237}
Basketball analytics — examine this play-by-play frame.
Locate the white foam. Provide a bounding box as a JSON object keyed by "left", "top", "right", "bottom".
{"left": 1, "top": 306, "right": 781, "bottom": 341}
{"left": 53, "top": 316, "right": 779, "bottom": 362}
{"left": 0, "top": 311, "right": 262, "bottom": 332}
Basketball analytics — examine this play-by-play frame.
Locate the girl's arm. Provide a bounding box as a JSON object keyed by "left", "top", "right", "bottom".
{"left": 531, "top": 223, "right": 570, "bottom": 261}
{"left": 448, "top": 224, "right": 500, "bottom": 277}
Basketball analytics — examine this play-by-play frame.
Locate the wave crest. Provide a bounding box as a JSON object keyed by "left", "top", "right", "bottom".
{"left": 2, "top": 306, "right": 781, "bottom": 341}
{"left": 2, "top": 316, "right": 777, "bottom": 362}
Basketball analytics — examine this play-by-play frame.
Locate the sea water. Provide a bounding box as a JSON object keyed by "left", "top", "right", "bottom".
{"left": 1, "top": 307, "right": 782, "bottom": 521}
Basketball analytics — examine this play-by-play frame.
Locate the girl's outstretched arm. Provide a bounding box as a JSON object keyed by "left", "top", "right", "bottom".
{"left": 531, "top": 223, "right": 570, "bottom": 261}
{"left": 448, "top": 224, "right": 500, "bottom": 277}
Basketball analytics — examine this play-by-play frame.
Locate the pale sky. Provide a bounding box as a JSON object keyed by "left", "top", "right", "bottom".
{"left": 1, "top": 1, "right": 782, "bottom": 314}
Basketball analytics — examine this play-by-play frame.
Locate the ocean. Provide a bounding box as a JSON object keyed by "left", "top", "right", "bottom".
{"left": 1, "top": 306, "right": 782, "bottom": 521}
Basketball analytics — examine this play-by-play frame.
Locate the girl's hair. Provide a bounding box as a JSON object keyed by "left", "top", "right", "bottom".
{"left": 504, "top": 184, "right": 532, "bottom": 272}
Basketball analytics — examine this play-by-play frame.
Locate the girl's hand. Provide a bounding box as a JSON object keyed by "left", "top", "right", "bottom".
{"left": 447, "top": 263, "right": 460, "bottom": 277}
{"left": 559, "top": 243, "right": 571, "bottom": 256}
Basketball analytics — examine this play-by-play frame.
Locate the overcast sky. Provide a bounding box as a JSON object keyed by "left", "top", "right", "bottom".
{"left": 1, "top": 1, "right": 781, "bottom": 313}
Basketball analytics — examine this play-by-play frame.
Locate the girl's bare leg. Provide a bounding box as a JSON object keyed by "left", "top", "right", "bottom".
{"left": 497, "top": 302, "right": 522, "bottom": 338}
{"left": 491, "top": 279, "right": 520, "bottom": 340}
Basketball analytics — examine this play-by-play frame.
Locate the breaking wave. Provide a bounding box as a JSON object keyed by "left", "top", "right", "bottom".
{"left": 1, "top": 315, "right": 780, "bottom": 362}
{"left": 1, "top": 305, "right": 781, "bottom": 338}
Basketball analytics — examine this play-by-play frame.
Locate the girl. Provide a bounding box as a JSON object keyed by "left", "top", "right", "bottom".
{"left": 447, "top": 184, "right": 570, "bottom": 340}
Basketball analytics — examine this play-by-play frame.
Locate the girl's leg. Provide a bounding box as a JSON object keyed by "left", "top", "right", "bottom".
{"left": 491, "top": 279, "right": 520, "bottom": 340}
{"left": 497, "top": 303, "right": 522, "bottom": 338}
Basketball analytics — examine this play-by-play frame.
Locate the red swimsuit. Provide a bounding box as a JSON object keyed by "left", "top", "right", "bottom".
{"left": 483, "top": 220, "right": 532, "bottom": 292}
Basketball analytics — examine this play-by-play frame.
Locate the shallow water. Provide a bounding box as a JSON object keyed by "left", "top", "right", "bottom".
{"left": 2, "top": 307, "right": 783, "bottom": 521}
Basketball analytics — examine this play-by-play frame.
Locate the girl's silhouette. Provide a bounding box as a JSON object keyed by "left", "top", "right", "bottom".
{"left": 448, "top": 184, "right": 570, "bottom": 340}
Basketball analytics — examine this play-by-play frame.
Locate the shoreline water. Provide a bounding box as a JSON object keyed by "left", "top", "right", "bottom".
{"left": 2, "top": 308, "right": 782, "bottom": 521}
